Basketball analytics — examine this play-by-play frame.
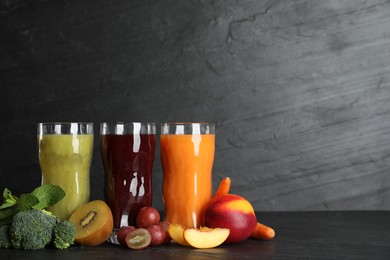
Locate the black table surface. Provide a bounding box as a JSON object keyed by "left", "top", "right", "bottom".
{"left": 1, "top": 211, "right": 389, "bottom": 259}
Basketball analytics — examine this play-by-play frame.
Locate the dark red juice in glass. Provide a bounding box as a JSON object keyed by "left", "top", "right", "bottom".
{"left": 100, "top": 133, "right": 156, "bottom": 228}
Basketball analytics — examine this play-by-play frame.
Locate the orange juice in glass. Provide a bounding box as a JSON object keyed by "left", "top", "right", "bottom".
{"left": 160, "top": 122, "right": 215, "bottom": 228}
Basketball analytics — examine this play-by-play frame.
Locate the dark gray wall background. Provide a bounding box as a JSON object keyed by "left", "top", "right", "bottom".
{"left": 1, "top": 0, "right": 389, "bottom": 211}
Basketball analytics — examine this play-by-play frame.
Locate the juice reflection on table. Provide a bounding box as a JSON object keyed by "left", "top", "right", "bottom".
{"left": 161, "top": 123, "right": 215, "bottom": 228}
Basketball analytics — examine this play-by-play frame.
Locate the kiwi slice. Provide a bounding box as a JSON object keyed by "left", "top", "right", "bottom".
{"left": 69, "top": 200, "right": 113, "bottom": 246}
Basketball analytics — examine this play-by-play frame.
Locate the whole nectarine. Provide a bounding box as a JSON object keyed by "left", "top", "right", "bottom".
{"left": 203, "top": 194, "right": 257, "bottom": 243}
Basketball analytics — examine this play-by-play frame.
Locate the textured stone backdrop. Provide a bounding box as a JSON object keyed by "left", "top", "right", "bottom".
{"left": 1, "top": 0, "right": 389, "bottom": 211}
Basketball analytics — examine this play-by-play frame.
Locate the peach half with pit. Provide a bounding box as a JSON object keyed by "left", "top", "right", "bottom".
{"left": 203, "top": 194, "right": 257, "bottom": 243}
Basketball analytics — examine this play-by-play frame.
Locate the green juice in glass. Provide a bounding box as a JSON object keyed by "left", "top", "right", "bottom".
{"left": 38, "top": 134, "right": 93, "bottom": 221}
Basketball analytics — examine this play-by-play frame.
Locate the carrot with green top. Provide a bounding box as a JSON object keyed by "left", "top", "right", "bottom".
{"left": 214, "top": 177, "right": 231, "bottom": 197}
{"left": 251, "top": 222, "right": 275, "bottom": 240}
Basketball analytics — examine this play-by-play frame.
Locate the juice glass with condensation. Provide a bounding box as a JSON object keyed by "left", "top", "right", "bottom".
{"left": 160, "top": 122, "right": 215, "bottom": 228}
{"left": 100, "top": 122, "right": 156, "bottom": 244}
{"left": 38, "top": 122, "right": 94, "bottom": 221}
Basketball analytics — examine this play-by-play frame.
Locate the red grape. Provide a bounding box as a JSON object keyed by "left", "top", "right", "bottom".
{"left": 136, "top": 207, "right": 160, "bottom": 228}
{"left": 125, "top": 228, "right": 151, "bottom": 250}
{"left": 146, "top": 225, "right": 166, "bottom": 246}
{"left": 158, "top": 221, "right": 172, "bottom": 244}
{"left": 117, "top": 226, "right": 136, "bottom": 246}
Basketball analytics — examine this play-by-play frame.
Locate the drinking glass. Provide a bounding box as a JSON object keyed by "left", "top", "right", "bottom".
{"left": 160, "top": 122, "right": 215, "bottom": 228}
{"left": 100, "top": 122, "right": 156, "bottom": 244}
{"left": 38, "top": 122, "right": 94, "bottom": 221}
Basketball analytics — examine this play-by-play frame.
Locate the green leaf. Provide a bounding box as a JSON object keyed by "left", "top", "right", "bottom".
{"left": 0, "top": 188, "right": 18, "bottom": 209}
{"left": 17, "top": 194, "right": 39, "bottom": 210}
{"left": 0, "top": 206, "right": 18, "bottom": 219}
{"left": 0, "top": 215, "right": 15, "bottom": 225}
{"left": 0, "top": 185, "right": 66, "bottom": 225}
{"left": 0, "top": 206, "right": 19, "bottom": 225}
{"left": 0, "top": 200, "right": 16, "bottom": 209}
{"left": 3, "top": 188, "right": 12, "bottom": 199}
{"left": 31, "top": 184, "right": 66, "bottom": 210}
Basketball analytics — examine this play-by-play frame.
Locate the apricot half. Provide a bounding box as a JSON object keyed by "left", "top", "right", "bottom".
{"left": 184, "top": 227, "right": 230, "bottom": 249}
{"left": 69, "top": 200, "right": 113, "bottom": 246}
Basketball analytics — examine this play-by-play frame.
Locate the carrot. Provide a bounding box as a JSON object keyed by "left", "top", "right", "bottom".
{"left": 214, "top": 177, "right": 231, "bottom": 197}
{"left": 250, "top": 222, "right": 275, "bottom": 240}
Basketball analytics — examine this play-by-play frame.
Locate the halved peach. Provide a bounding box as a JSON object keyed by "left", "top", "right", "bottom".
{"left": 168, "top": 223, "right": 190, "bottom": 246}
{"left": 69, "top": 200, "right": 113, "bottom": 246}
{"left": 184, "top": 227, "right": 230, "bottom": 249}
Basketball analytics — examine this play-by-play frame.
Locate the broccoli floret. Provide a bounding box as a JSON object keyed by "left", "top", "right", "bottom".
{"left": 0, "top": 225, "right": 11, "bottom": 248}
{"left": 52, "top": 220, "right": 76, "bottom": 249}
{"left": 10, "top": 209, "right": 57, "bottom": 250}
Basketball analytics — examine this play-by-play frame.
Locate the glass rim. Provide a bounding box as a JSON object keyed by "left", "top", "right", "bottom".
{"left": 100, "top": 122, "right": 156, "bottom": 135}
{"left": 160, "top": 122, "right": 215, "bottom": 126}
{"left": 101, "top": 122, "right": 156, "bottom": 126}
{"left": 37, "top": 122, "right": 94, "bottom": 126}
{"left": 160, "top": 122, "right": 215, "bottom": 135}
{"left": 38, "top": 122, "right": 93, "bottom": 135}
